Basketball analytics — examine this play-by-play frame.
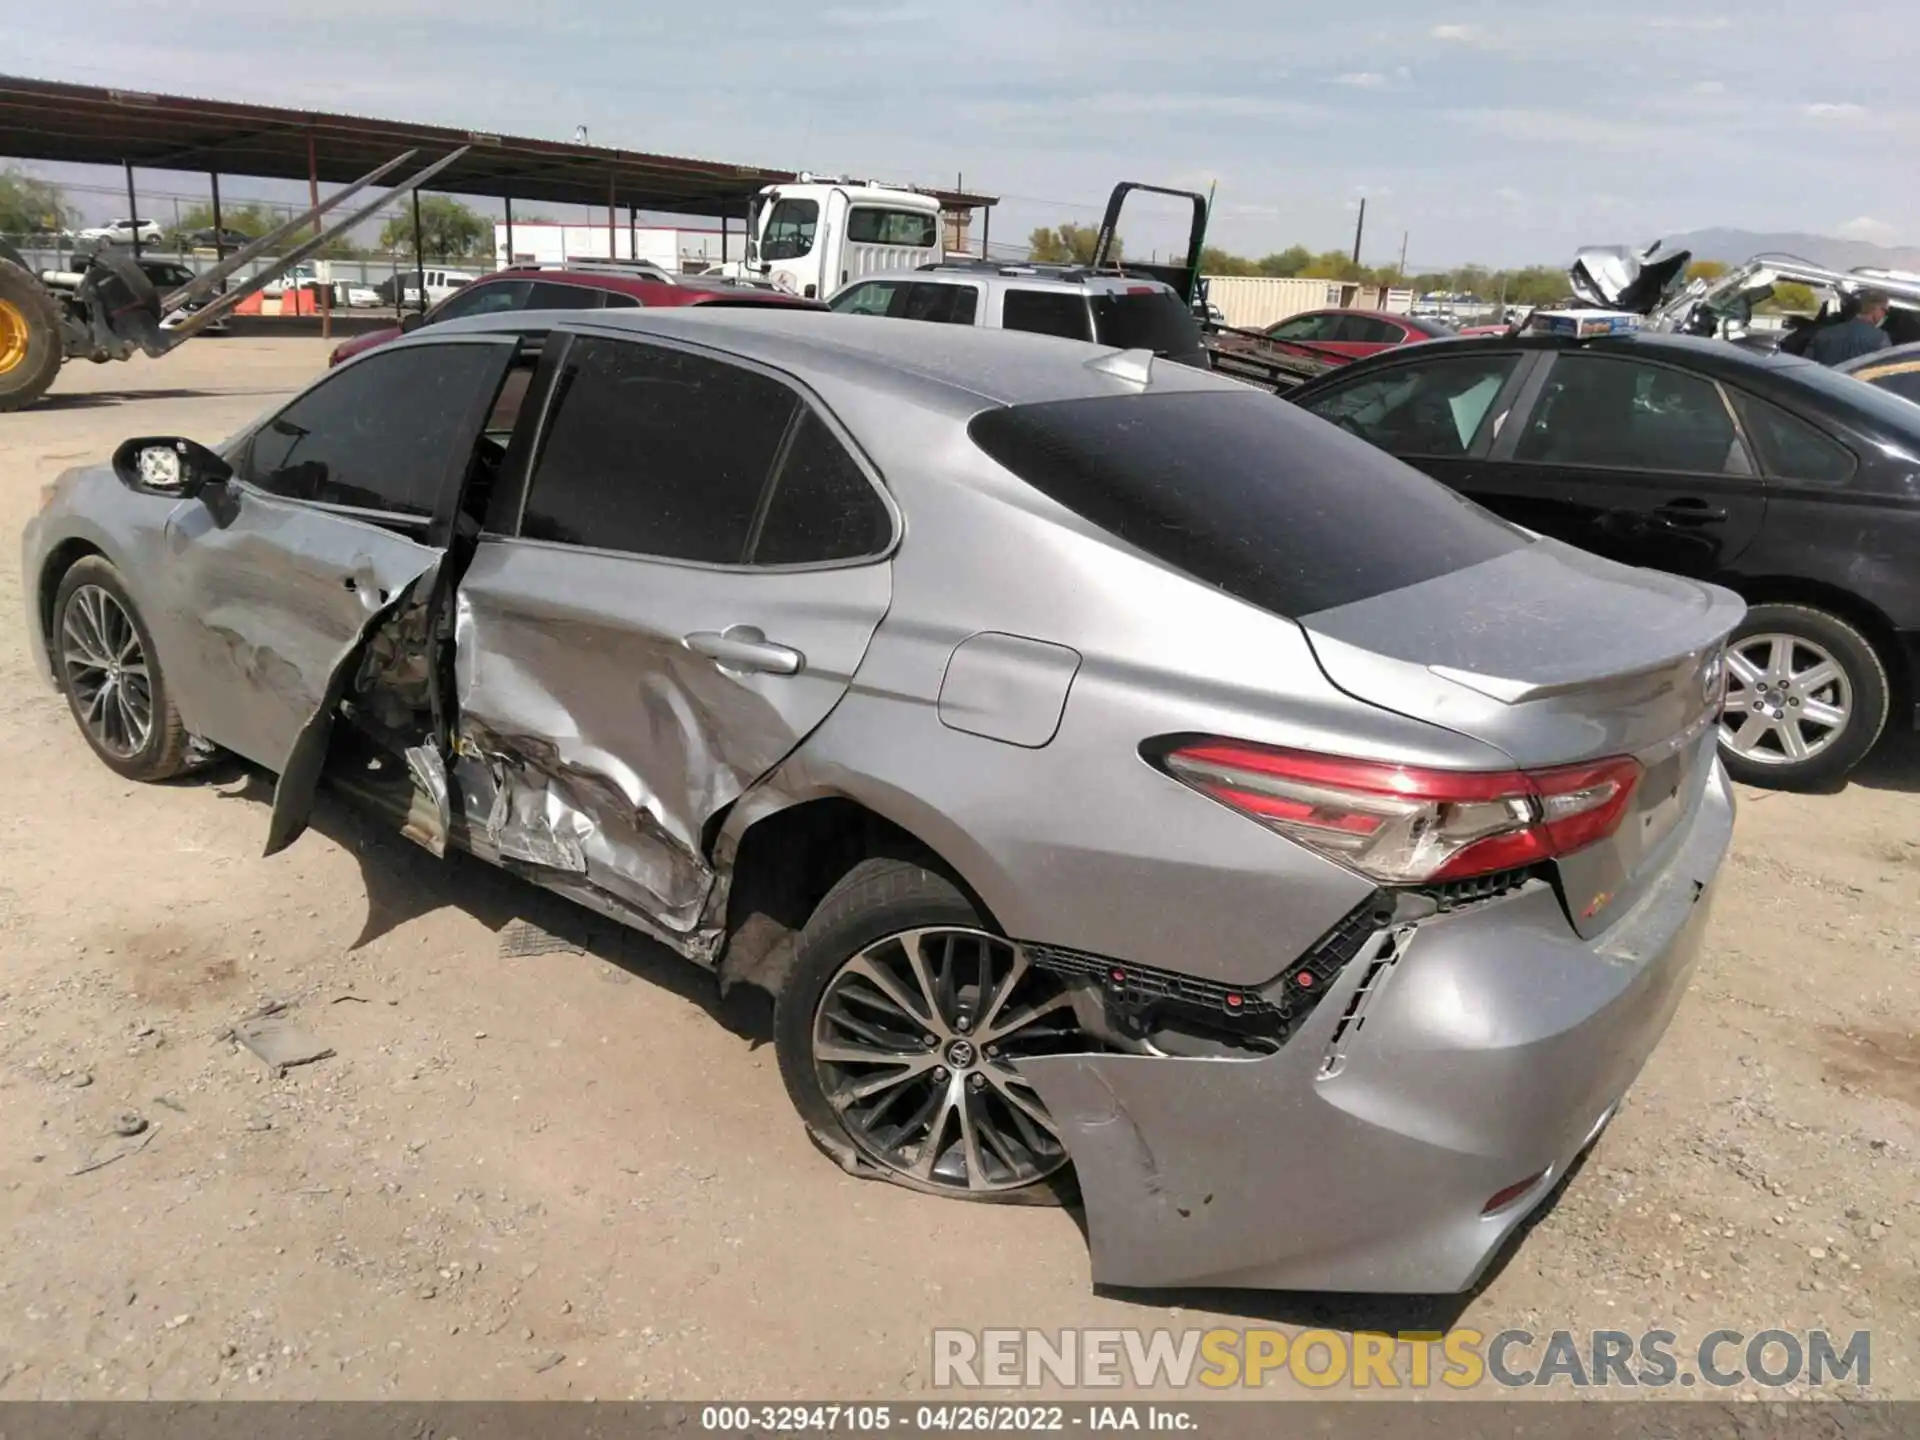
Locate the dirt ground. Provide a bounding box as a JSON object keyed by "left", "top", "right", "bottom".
{"left": 0, "top": 341, "right": 1915, "bottom": 1402}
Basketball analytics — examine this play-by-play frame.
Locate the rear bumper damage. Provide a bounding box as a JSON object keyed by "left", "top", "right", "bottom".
{"left": 1018, "top": 761, "right": 1734, "bottom": 1294}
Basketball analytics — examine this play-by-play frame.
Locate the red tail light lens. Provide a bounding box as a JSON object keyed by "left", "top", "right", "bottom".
{"left": 1159, "top": 740, "right": 1641, "bottom": 885}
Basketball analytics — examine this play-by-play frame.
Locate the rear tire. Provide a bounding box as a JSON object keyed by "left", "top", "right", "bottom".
{"left": 51, "top": 557, "right": 192, "bottom": 782}
{"left": 0, "top": 260, "right": 63, "bottom": 413}
{"left": 1718, "top": 603, "right": 1888, "bottom": 790}
{"left": 774, "top": 857, "right": 1083, "bottom": 1204}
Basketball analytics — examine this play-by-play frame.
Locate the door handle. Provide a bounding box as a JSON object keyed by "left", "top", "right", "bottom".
{"left": 684, "top": 625, "right": 804, "bottom": 676}
{"left": 1654, "top": 499, "right": 1729, "bottom": 525}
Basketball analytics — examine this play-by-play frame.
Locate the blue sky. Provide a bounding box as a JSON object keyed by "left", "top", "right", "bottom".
{"left": 3, "top": 0, "right": 1908, "bottom": 267}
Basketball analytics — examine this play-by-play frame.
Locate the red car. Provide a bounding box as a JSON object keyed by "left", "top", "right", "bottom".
{"left": 327, "top": 266, "right": 820, "bottom": 367}
{"left": 1256, "top": 307, "right": 1456, "bottom": 359}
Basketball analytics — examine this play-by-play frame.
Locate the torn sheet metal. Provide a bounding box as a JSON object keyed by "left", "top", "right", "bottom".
{"left": 447, "top": 539, "right": 891, "bottom": 953}
{"left": 1019, "top": 853, "right": 1723, "bottom": 1292}
{"left": 158, "top": 492, "right": 444, "bottom": 779}
{"left": 452, "top": 718, "right": 707, "bottom": 929}
{"left": 401, "top": 745, "right": 451, "bottom": 858}
{"left": 265, "top": 560, "right": 443, "bottom": 857}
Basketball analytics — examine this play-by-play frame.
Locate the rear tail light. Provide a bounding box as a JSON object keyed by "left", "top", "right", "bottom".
{"left": 1157, "top": 740, "right": 1641, "bottom": 886}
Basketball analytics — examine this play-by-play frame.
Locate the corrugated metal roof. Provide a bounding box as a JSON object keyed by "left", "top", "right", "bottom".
{"left": 0, "top": 74, "right": 997, "bottom": 217}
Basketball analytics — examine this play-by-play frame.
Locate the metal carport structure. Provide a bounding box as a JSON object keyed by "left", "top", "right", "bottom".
{"left": 0, "top": 73, "right": 999, "bottom": 315}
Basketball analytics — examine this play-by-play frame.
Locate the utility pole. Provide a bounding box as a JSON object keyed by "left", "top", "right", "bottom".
{"left": 1351, "top": 197, "right": 1366, "bottom": 266}
{"left": 1397, "top": 230, "right": 1409, "bottom": 277}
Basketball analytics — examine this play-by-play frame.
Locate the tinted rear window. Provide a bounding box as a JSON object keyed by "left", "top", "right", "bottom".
{"left": 1090, "top": 292, "right": 1205, "bottom": 360}
{"left": 968, "top": 390, "right": 1526, "bottom": 617}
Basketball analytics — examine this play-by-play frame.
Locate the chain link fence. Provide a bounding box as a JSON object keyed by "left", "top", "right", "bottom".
{"left": 3, "top": 231, "right": 491, "bottom": 307}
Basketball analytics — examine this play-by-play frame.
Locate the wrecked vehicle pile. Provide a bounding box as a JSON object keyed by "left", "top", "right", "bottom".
{"left": 25, "top": 304, "right": 1738, "bottom": 1292}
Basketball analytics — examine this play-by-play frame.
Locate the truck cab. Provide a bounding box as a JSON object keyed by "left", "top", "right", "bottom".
{"left": 741, "top": 177, "right": 943, "bottom": 299}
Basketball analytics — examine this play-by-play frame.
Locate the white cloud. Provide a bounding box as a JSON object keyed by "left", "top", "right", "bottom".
{"left": 1333, "top": 71, "right": 1387, "bottom": 88}
{"left": 1691, "top": 80, "right": 1726, "bottom": 95}
{"left": 966, "top": 92, "right": 1327, "bottom": 128}
{"left": 1447, "top": 108, "right": 1671, "bottom": 152}
{"left": 821, "top": 3, "right": 930, "bottom": 22}
{"left": 1838, "top": 216, "right": 1898, "bottom": 244}
{"left": 1430, "top": 23, "right": 1478, "bottom": 41}
{"left": 1803, "top": 101, "right": 1869, "bottom": 121}
{"left": 1647, "top": 15, "right": 1732, "bottom": 30}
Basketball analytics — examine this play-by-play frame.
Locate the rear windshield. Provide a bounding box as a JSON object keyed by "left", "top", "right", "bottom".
{"left": 1090, "top": 291, "right": 1206, "bottom": 361}
{"left": 968, "top": 390, "right": 1526, "bottom": 617}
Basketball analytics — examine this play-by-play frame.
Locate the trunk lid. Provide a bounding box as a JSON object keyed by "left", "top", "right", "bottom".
{"left": 1297, "top": 537, "right": 1742, "bottom": 936}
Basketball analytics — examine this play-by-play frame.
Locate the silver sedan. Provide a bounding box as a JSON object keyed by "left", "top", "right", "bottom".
{"left": 23, "top": 307, "right": 1739, "bottom": 1292}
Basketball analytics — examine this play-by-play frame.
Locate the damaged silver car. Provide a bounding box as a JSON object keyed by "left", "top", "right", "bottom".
{"left": 24, "top": 307, "right": 1739, "bottom": 1292}
{"left": 1571, "top": 239, "right": 1920, "bottom": 352}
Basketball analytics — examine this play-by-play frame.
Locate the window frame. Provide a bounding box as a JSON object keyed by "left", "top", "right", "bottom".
{"left": 1303, "top": 349, "right": 1539, "bottom": 460}
{"left": 426, "top": 277, "right": 535, "bottom": 326}
{"left": 1493, "top": 349, "right": 1756, "bottom": 477}
{"left": 232, "top": 334, "right": 518, "bottom": 543}
{"left": 997, "top": 287, "right": 1096, "bottom": 343}
{"left": 521, "top": 278, "right": 614, "bottom": 312}
{"left": 1722, "top": 383, "right": 1861, "bottom": 489}
{"left": 844, "top": 206, "right": 940, "bottom": 249}
{"left": 762, "top": 198, "right": 822, "bottom": 261}
{"left": 1267, "top": 311, "right": 1336, "bottom": 342}
{"left": 484, "top": 323, "right": 900, "bottom": 574}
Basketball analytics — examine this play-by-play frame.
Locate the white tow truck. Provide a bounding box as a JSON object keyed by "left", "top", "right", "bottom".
{"left": 718, "top": 175, "right": 946, "bottom": 299}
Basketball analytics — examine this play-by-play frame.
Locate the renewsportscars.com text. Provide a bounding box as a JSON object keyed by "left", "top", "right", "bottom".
{"left": 932, "top": 1327, "right": 1871, "bottom": 1391}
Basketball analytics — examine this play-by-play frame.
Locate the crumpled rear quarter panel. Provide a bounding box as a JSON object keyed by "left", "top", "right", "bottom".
{"left": 1017, "top": 764, "right": 1733, "bottom": 1293}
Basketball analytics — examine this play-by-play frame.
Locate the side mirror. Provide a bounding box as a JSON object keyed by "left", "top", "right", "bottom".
{"left": 111, "top": 436, "right": 233, "bottom": 500}
{"left": 400, "top": 312, "right": 426, "bottom": 333}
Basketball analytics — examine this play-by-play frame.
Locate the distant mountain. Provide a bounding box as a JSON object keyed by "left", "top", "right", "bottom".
{"left": 1657, "top": 228, "right": 1920, "bottom": 274}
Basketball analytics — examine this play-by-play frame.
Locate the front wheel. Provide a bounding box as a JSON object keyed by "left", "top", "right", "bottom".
{"left": 1718, "top": 603, "right": 1889, "bottom": 790}
{"left": 52, "top": 556, "right": 192, "bottom": 782}
{"left": 775, "top": 858, "right": 1088, "bottom": 1201}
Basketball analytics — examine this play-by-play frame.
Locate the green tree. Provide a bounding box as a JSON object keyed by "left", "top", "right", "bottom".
{"left": 172, "top": 199, "right": 369, "bottom": 258}
{"left": 1200, "top": 246, "right": 1257, "bottom": 276}
{"left": 380, "top": 194, "right": 490, "bottom": 259}
{"left": 1760, "top": 281, "right": 1818, "bottom": 314}
{"left": 1685, "top": 259, "right": 1728, "bottom": 284}
{"left": 0, "top": 167, "right": 75, "bottom": 234}
{"left": 1298, "top": 249, "right": 1369, "bottom": 281}
{"left": 174, "top": 200, "right": 279, "bottom": 239}
{"left": 1026, "top": 222, "right": 1117, "bottom": 265}
{"left": 1502, "top": 266, "right": 1569, "bottom": 307}
{"left": 1257, "top": 245, "right": 1312, "bottom": 277}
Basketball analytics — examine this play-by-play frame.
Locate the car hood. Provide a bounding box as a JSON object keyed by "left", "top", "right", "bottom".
{"left": 1568, "top": 242, "right": 1693, "bottom": 314}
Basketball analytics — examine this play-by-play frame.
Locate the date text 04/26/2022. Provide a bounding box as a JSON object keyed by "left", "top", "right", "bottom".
{"left": 699, "top": 1405, "right": 1195, "bottom": 1431}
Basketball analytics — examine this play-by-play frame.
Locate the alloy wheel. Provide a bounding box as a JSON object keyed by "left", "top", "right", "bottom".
{"left": 812, "top": 927, "right": 1083, "bottom": 1193}
{"left": 60, "top": 584, "right": 154, "bottom": 758}
{"left": 0, "top": 297, "right": 29, "bottom": 376}
{"left": 1719, "top": 631, "right": 1852, "bottom": 767}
